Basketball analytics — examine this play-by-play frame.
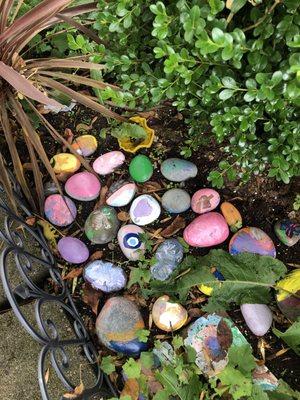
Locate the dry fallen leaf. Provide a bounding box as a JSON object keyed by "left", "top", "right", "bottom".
{"left": 94, "top": 185, "right": 108, "bottom": 209}
{"left": 118, "top": 211, "right": 130, "bottom": 222}
{"left": 44, "top": 368, "right": 50, "bottom": 384}
{"left": 63, "top": 381, "right": 84, "bottom": 399}
{"left": 138, "top": 181, "right": 162, "bottom": 194}
{"left": 120, "top": 378, "right": 139, "bottom": 400}
{"left": 26, "top": 216, "right": 36, "bottom": 226}
{"left": 89, "top": 250, "right": 103, "bottom": 261}
{"left": 82, "top": 284, "right": 101, "bottom": 315}
{"left": 160, "top": 215, "right": 186, "bottom": 237}
{"left": 63, "top": 267, "right": 83, "bottom": 280}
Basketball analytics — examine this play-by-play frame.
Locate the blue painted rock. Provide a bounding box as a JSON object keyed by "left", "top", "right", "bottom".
{"left": 240, "top": 304, "right": 273, "bottom": 336}
{"left": 151, "top": 239, "right": 184, "bottom": 281}
{"left": 57, "top": 237, "right": 89, "bottom": 264}
{"left": 117, "top": 224, "right": 145, "bottom": 261}
{"left": 229, "top": 227, "right": 276, "bottom": 257}
{"left": 274, "top": 219, "right": 300, "bottom": 247}
{"left": 65, "top": 171, "right": 101, "bottom": 201}
{"left": 84, "top": 260, "right": 127, "bottom": 292}
{"left": 152, "top": 295, "right": 188, "bottom": 332}
{"left": 44, "top": 194, "right": 77, "bottom": 226}
{"left": 160, "top": 158, "right": 197, "bottom": 182}
{"left": 106, "top": 180, "right": 136, "bottom": 207}
{"left": 84, "top": 206, "right": 119, "bottom": 244}
{"left": 96, "top": 297, "right": 147, "bottom": 356}
{"left": 191, "top": 188, "right": 220, "bottom": 214}
{"left": 130, "top": 195, "right": 161, "bottom": 226}
{"left": 93, "top": 151, "right": 125, "bottom": 175}
{"left": 161, "top": 189, "right": 191, "bottom": 213}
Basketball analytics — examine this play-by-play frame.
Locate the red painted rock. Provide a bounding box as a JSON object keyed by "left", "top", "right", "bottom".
{"left": 191, "top": 188, "right": 220, "bottom": 214}
{"left": 65, "top": 171, "right": 101, "bottom": 201}
{"left": 93, "top": 151, "right": 125, "bottom": 175}
{"left": 183, "top": 212, "right": 229, "bottom": 247}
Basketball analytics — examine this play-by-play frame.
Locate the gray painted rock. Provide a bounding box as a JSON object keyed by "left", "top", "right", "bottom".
{"left": 151, "top": 239, "right": 184, "bottom": 281}
{"left": 240, "top": 304, "right": 273, "bottom": 336}
{"left": 84, "top": 260, "right": 126, "bottom": 292}
{"left": 161, "top": 189, "right": 191, "bottom": 213}
{"left": 161, "top": 158, "right": 197, "bottom": 182}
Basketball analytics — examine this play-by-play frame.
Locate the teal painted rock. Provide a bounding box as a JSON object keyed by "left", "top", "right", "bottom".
{"left": 161, "top": 158, "right": 197, "bottom": 182}
{"left": 161, "top": 189, "right": 191, "bottom": 213}
{"left": 85, "top": 206, "right": 119, "bottom": 244}
{"left": 129, "top": 155, "right": 153, "bottom": 183}
{"left": 274, "top": 220, "right": 300, "bottom": 247}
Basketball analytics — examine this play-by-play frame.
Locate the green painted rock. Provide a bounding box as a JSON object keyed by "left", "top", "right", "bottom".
{"left": 129, "top": 155, "right": 153, "bottom": 183}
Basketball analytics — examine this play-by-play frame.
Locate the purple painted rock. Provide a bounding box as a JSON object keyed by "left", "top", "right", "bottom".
{"left": 71, "top": 135, "right": 97, "bottom": 156}
{"left": 117, "top": 224, "right": 145, "bottom": 261}
{"left": 65, "top": 171, "right": 101, "bottom": 201}
{"left": 183, "top": 212, "right": 229, "bottom": 247}
{"left": 240, "top": 304, "right": 272, "bottom": 336}
{"left": 229, "top": 227, "right": 276, "bottom": 257}
{"left": 84, "top": 260, "right": 127, "bottom": 292}
{"left": 44, "top": 194, "right": 77, "bottom": 226}
{"left": 106, "top": 180, "right": 136, "bottom": 207}
{"left": 191, "top": 188, "right": 220, "bottom": 214}
{"left": 57, "top": 237, "right": 89, "bottom": 264}
{"left": 93, "top": 151, "right": 125, "bottom": 175}
{"left": 129, "top": 195, "right": 161, "bottom": 226}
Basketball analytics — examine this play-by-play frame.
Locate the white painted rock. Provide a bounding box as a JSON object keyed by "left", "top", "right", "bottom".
{"left": 106, "top": 180, "right": 136, "bottom": 207}
{"left": 93, "top": 151, "right": 125, "bottom": 175}
{"left": 240, "top": 304, "right": 273, "bottom": 336}
{"left": 117, "top": 224, "right": 145, "bottom": 261}
{"left": 129, "top": 195, "right": 161, "bottom": 226}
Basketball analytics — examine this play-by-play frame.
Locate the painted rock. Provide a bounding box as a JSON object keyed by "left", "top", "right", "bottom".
{"left": 65, "top": 171, "right": 101, "bottom": 201}
{"left": 220, "top": 202, "right": 242, "bottom": 233}
{"left": 183, "top": 212, "right": 229, "bottom": 247}
{"left": 44, "top": 194, "right": 77, "bottom": 226}
{"left": 129, "top": 155, "right": 153, "bottom": 183}
{"left": 50, "top": 153, "right": 81, "bottom": 174}
{"left": 84, "top": 206, "right": 119, "bottom": 244}
{"left": 57, "top": 237, "right": 89, "bottom": 264}
{"left": 161, "top": 189, "right": 191, "bottom": 213}
{"left": 274, "top": 219, "right": 300, "bottom": 247}
{"left": 130, "top": 195, "right": 161, "bottom": 226}
{"left": 152, "top": 295, "right": 188, "bottom": 332}
{"left": 229, "top": 227, "right": 276, "bottom": 257}
{"left": 96, "top": 297, "right": 147, "bottom": 356}
{"left": 276, "top": 269, "right": 300, "bottom": 320}
{"left": 117, "top": 224, "right": 145, "bottom": 261}
{"left": 44, "top": 181, "right": 59, "bottom": 196}
{"left": 240, "top": 304, "right": 273, "bottom": 336}
{"left": 106, "top": 180, "right": 136, "bottom": 207}
{"left": 252, "top": 365, "right": 278, "bottom": 392}
{"left": 151, "top": 239, "right": 184, "bottom": 281}
{"left": 161, "top": 158, "right": 197, "bottom": 182}
{"left": 93, "top": 151, "right": 125, "bottom": 175}
{"left": 84, "top": 260, "right": 127, "bottom": 292}
{"left": 71, "top": 135, "right": 97, "bottom": 156}
{"left": 191, "top": 188, "right": 220, "bottom": 214}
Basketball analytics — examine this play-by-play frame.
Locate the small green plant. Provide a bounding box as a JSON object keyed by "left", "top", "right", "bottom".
{"left": 293, "top": 194, "right": 300, "bottom": 211}
{"left": 110, "top": 122, "right": 147, "bottom": 142}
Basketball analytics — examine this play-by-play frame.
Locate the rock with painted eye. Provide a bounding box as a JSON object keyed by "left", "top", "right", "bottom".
{"left": 117, "top": 224, "right": 145, "bottom": 261}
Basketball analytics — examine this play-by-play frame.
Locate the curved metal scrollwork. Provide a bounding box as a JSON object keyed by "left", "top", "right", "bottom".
{"left": 0, "top": 174, "right": 116, "bottom": 400}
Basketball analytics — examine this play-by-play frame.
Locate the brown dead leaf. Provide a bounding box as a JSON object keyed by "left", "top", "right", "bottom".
{"left": 63, "top": 268, "right": 83, "bottom": 280}
{"left": 44, "top": 368, "right": 50, "bottom": 384}
{"left": 94, "top": 185, "right": 108, "bottom": 209}
{"left": 137, "top": 181, "right": 162, "bottom": 194}
{"left": 82, "top": 284, "right": 101, "bottom": 315}
{"left": 118, "top": 211, "right": 130, "bottom": 222}
{"left": 63, "top": 381, "right": 84, "bottom": 399}
{"left": 26, "top": 216, "right": 36, "bottom": 226}
{"left": 124, "top": 293, "right": 147, "bottom": 307}
{"left": 160, "top": 215, "right": 186, "bottom": 237}
{"left": 63, "top": 128, "right": 74, "bottom": 151}
{"left": 89, "top": 250, "right": 103, "bottom": 261}
{"left": 121, "top": 379, "right": 139, "bottom": 400}
{"left": 188, "top": 308, "right": 204, "bottom": 319}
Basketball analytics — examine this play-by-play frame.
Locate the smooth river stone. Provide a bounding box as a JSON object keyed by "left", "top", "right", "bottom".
{"left": 93, "top": 151, "right": 125, "bottom": 175}
{"left": 57, "top": 237, "right": 89, "bottom": 264}
{"left": 130, "top": 195, "right": 161, "bottom": 226}
{"left": 276, "top": 269, "right": 300, "bottom": 320}
{"left": 274, "top": 219, "right": 300, "bottom": 247}
{"left": 184, "top": 212, "right": 229, "bottom": 247}
{"left": 161, "top": 189, "right": 191, "bottom": 213}
{"left": 96, "top": 297, "right": 147, "bottom": 356}
{"left": 240, "top": 304, "right": 273, "bottom": 336}
{"left": 129, "top": 155, "right": 153, "bottom": 183}
{"left": 161, "top": 158, "right": 197, "bottom": 182}
{"left": 84, "top": 206, "right": 119, "bottom": 244}
{"left": 84, "top": 260, "right": 127, "bottom": 292}
{"left": 106, "top": 180, "right": 136, "bottom": 207}
{"left": 50, "top": 153, "right": 81, "bottom": 174}
{"left": 191, "top": 188, "right": 220, "bottom": 214}
{"left": 117, "top": 224, "right": 145, "bottom": 261}
{"left": 44, "top": 194, "right": 77, "bottom": 226}
{"left": 151, "top": 239, "right": 184, "bottom": 281}
{"left": 71, "top": 135, "right": 97, "bottom": 156}
{"left": 152, "top": 295, "right": 188, "bottom": 332}
{"left": 65, "top": 171, "right": 101, "bottom": 201}
{"left": 229, "top": 227, "right": 276, "bottom": 257}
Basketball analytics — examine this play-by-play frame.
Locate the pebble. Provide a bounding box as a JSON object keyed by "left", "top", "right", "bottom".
{"left": 50, "top": 153, "right": 81, "bottom": 174}
{"left": 65, "top": 171, "right": 101, "bottom": 201}
{"left": 276, "top": 269, "right": 300, "bottom": 320}
{"left": 130, "top": 195, "right": 161, "bottom": 226}
{"left": 229, "top": 227, "right": 276, "bottom": 257}
{"left": 160, "top": 158, "right": 197, "bottom": 182}
{"left": 84, "top": 260, "right": 127, "bottom": 292}
{"left": 96, "top": 297, "right": 147, "bottom": 356}
{"left": 183, "top": 212, "right": 229, "bottom": 247}
{"left": 106, "top": 180, "right": 136, "bottom": 207}
{"left": 152, "top": 295, "right": 188, "bottom": 332}
{"left": 129, "top": 155, "right": 153, "bottom": 183}
{"left": 274, "top": 219, "right": 300, "bottom": 247}
{"left": 57, "top": 237, "right": 89, "bottom": 264}
{"left": 85, "top": 206, "right": 119, "bottom": 244}
{"left": 71, "top": 135, "right": 97, "bottom": 156}
{"left": 117, "top": 224, "right": 145, "bottom": 261}
{"left": 44, "top": 194, "right": 77, "bottom": 226}
{"left": 220, "top": 202, "right": 242, "bottom": 233}
{"left": 240, "top": 304, "right": 273, "bottom": 336}
{"left": 191, "top": 188, "right": 220, "bottom": 214}
{"left": 93, "top": 151, "right": 125, "bottom": 175}
{"left": 161, "top": 189, "right": 191, "bottom": 213}
{"left": 151, "top": 239, "right": 184, "bottom": 281}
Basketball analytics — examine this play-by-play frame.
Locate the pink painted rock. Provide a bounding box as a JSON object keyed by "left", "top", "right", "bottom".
{"left": 93, "top": 151, "right": 125, "bottom": 175}
{"left": 183, "top": 212, "right": 229, "bottom": 247}
{"left": 106, "top": 180, "right": 136, "bottom": 207}
{"left": 57, "top": 237, "right": 89, "bottom": 264}
{"left": 240, "top": 304, "right": 273, "bottom": 336}
{"left": 191, "top": 188, "right": 220, "bottom": 214}
{"left": 65, "top": 171, "right": 100, "bottom": 201}
{"left": 44, "top": 194, "right": 77, "bottom": 227}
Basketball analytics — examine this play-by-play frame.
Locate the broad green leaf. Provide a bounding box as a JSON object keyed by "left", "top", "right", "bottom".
{"left": 219, "top": 89, "right": 234, "bottom": 100}
{"left": 273, "top": 320, "right": 300, "bottom": 355}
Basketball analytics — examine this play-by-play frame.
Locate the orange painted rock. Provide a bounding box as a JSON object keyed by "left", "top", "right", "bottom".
{"left": 220, "top": 202, "right": 242, "bottom": 233}
{"left": 71, "top": 135, "right": 97, "bottom": 156}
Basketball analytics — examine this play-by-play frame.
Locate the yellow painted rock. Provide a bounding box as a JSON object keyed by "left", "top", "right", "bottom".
{"left": 72, "top": 135, "right": 98, "bottom": 157}
{"left": 152, "top": 295, "right": 188, "bottom": 332}
{"left": 50, "top": 153, "right": 81, "bottom": 174}
{"left": 276, "top": 269, "right": 300, "bottom": 320}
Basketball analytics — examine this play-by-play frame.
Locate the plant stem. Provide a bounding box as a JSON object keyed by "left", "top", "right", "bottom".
{"left": 243, "top": 0, "right": 282, "bottom": 32}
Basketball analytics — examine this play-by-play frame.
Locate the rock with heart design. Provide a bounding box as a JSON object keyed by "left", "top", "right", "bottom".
{"left": 117, "top": 224, "right": 145, "bottom": 261}
{"left": 93, "top": 151, "right": 125, "bottom": 175}
{"left": 106, "top": 180, "right": 136, "bottom": 207}
{"left": 129, "top": 195, "right": 161, "bottom": 226}
{"left": 65, "top": 171, "right": 101, "bottom": 201}
{"left": 191, "top": 188, "right": 220, "bottom": 214}
{"left": 84, "top": 206, "right": 119, "bottom": 244}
